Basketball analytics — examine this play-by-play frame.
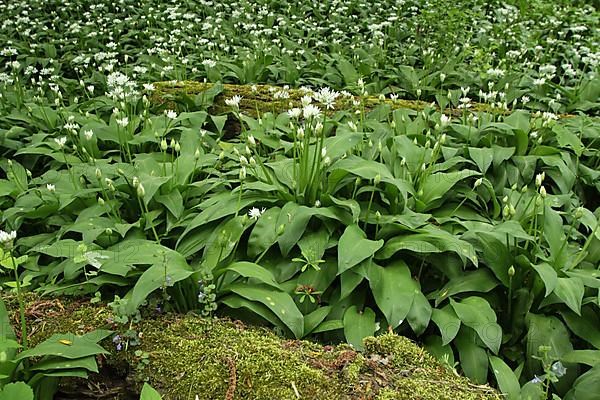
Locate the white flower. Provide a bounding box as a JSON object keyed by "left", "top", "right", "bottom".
{"left": 143, "top": 83, "right": 155, "bottom": 91}
{"left": 248, "top": 207, "right": 266, "bottom": 220}
{"left": 287, "top": 108, "right": 301, "bottom": 118}
{"left": 165, "top": 109, "right": 177, "bottom": 119}
{"left": 54, "top": 137, "right": 67, "bottom": 148}
{"left": 247, "top": 135, "right": 256, "bottom": 147}
{"left": 440, "top": 114, "right": 450, "bottom": 127}
{"left": 0, "top": 229, "right": 17, "bottom": 245}
{"left": 46, "top": 184, "right": 56, "bottom": 192}
{"left": 302, "top": 104, "right": 321, "bottom": 119}
{"left": 116, "top": 117, "right": 129, "bottom": 127}
{"left": 225, "top": 95, "right": 242, "bottom": 109}
{"left": 321, "top": 147, "right": 327, "bottom": 158}
{"left": 84, "top": 130, "right": 94, "bottom": 140}
{"left": 313, "top": 87, "right": 339, "bottom": 110}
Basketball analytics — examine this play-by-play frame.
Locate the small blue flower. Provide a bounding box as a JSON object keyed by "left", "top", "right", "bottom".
{"left": 530, "top": 375, "right": 543, "bottom": 384}
{"left": 112, "top": 334, "right": 121, "bottom": 343}
{"left": 116, "top": 343, "right": 122, "bottom": 351}
{"left": 551, "top": 361, "right": 567, "bottom": 378}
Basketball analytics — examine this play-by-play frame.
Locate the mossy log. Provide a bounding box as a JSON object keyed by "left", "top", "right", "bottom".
{"left": 150, "top": 81, "right": 509, "bottom": 118}
{"left": 7, "top": 296, "right": 500, "bottom": 400}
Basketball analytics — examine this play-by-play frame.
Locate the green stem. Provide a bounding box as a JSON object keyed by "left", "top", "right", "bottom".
{"left": 11, "top": 252, "right": 27, "bottom": 349}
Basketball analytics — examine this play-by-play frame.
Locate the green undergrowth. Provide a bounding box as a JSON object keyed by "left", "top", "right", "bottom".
{"left": 7, "top": 296, "right": 499, "bottom": 400}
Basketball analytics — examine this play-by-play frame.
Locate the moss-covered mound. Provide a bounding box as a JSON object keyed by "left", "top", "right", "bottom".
{"left": 150, "top": 81, "right": 509, "bottom": 118}
{"left": 8, "top": 297, "right": 500, "bottom": 400}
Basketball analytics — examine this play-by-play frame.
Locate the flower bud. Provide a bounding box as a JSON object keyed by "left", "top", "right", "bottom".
{"left": 374, "top": 174, "right": 381, "bottom": 185}
{"left": 508, "top": 265, "right": 515, "bottom": 277}
{"left": 136, "top": 183, "right": 145, "bottom": 198}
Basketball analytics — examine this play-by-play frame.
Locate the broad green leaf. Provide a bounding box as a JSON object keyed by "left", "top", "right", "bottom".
{"left": 248, "top": 207, "right": 281, "bottom": 257}
{"left": 218, "top": 261, "right": 281, "bottom": 290}
{"left": 554, "top": 277, "right": 584, "bottom": 315}
{"left": 0, "top": 382, "right": 34, "bottom": 400}
{"left": 532, "top": 263, "right": 558, "bottom": 297}
{"left": 423, "top": 335, "right": 455, "bottom": 367}
{"left": 221, "top": 294, "right": 284, "bottom": 332}
{"left": 312, "top": 319, "right": 344, "bottom": 334}
{"left": 561, "top": 350, "right": 600, "bottom": 367}
{"left": 366, "top": 261, "right": 416, "bottom": 328}
{"left": 0, "top": 298, "right": 17, "bottom": 386}
{"left": 431, "top": 306, "right": 461, "bottom": 346}
{"left": 304, "top": 306, "right": 332, "bottom": 335}
{"left": 126, "top": 247, "right": 194, "bottom": 311}
{"left": 338, "top": 225, "right": 383, "bottom": 274}
{"left": 343, "top": 306, "right": 376, "bottom": 351}
{"left": 417, "top": 170, "right": 479, "bottom": 211}
{"left": 436, "top": 269, "right": 498, "bottom": 306}
{"left": 468, "top": 147, "right": 493, "bottom": 173}
{"left": 564, "top": 365, "right": 600, "bottom": 400}
{"left": 228, "top": 284, "right": 304, "bottom": 338}
{"left": 276, "top": 202, "right": 350, "bottom": 256}
{"left": 450, "top": 297, "right": 502, "bottom": 354}
{"left": 378, "top": 227, "right": 477, "bottom": 266}
{"left": 155, "top": 189, "right": 184, "bottom": 219}
{"left": 30, "top": 355, "right": 99, "bottom": 373}
{"left": 454, "top": 327, "right": 488, "bottom": 384}
{"left": 560, "top": 309, "right": 600, "bottom": 349}
{"left": 140, "top": 383, "right": 163, "bottom": 400}
{"left": 406, "top": 290, "right": 432, "bottom": 335}
{"left": 520, "top": 382, "right": 545, "bottom": 400}
{"left": 14, "top": 333, "right": 108, "bottom": 361}
{"left": 489, "top": 355, "right": 521, "bottom": 400}
{"left": 526, "top": 314, "right": 573, "bottom": 371}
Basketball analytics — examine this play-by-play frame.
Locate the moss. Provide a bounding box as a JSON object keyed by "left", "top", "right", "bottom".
{"left": 6, "top": 297, "right": 500, "bottom": 400}
{"left": 150, "top": 81, "right": 507, "bottom": 118}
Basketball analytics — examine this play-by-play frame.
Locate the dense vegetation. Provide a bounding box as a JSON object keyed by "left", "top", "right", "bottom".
{"left": 0, "top": 0, "right": 598, "bottom": 399}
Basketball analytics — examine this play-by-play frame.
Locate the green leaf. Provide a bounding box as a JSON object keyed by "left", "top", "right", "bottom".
{"left": 0, "top": 298, "right": 17, "bottom": 385}
{"left": 561, "top": 350, "right": 600, "bottom": 367}
{"left": 378, "top": 227, "right": 477, "bottom": 266}
{"left": 30, "top": 355, "right": 99, "bottom": 373}
{"left": 343, "top": 306, "right": 376, "bottom": 351}
{"left": 454, "top": 327, "right": 488, "bottom": 384}
{"left": 407, "top": 289, "right": 432, "bottom": 335}
{"left": 126, "top": 246, "right": 194, "bottom": 311}
{"left": 468, "top": 147, "right": 494, "bottom": 173}
{"left": 560, "top": 309, "right": 600, "bottom": 349}
{"left": 532, "top": 263, "right": 558, "bottom": 297}
{"left": 221, "top": 294, "right": 284, "bottom": 332}
{"left": 304, "top": 306, "right": 332, "bottom": 335}
{"left": 218, "top": 261, "right": 281, "bottom": 290}
{"left": 564, "top": 365, "right": 600, "bottom": 400}
{"left": 312, "top": 319, "right": 344, "bottom": 334}
{"left": 417, "top": 170, "right": 479, "bottom": 211}
{"left": 248, "top": 207, "right": 281, "bottom": 257}
{"left": 526, "top": 314, "right": 573, "bottom": 371}
{"left": 338, "top": 225, "right": 383, "bottom": 274}
{"left": 450, "top": 297, "right": 502, "bottom": 354}
{"left": 14, "top": 333, "right": 108, "bottom": 361}
{"left": 140, "top": 383, "right": 163, "bottom": 400}
{"left": 366, "top": 261, "right": 416, "bottom": 328}
{"left": 520, "top": 382, "right": 545, "bottom": 400}
{"left": 0, "top": 382, "right": 34, "bottom": 400}
{"left": 155, "top": 189, "right": 184, "bottom": 219}
{"left": 431, "top": 306, "right": 461, "bottom": 346}
{"left": 436, "top": 269, "right": 498, "bottom": 306}
{"left": 228, "top": 284, "right": 304, "bottom": 338}
{"left": 489, "top": 355, "right": 521, "bottom": 400}
{"left": 554, "top": 277, "right": 584, "bottom": 315}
